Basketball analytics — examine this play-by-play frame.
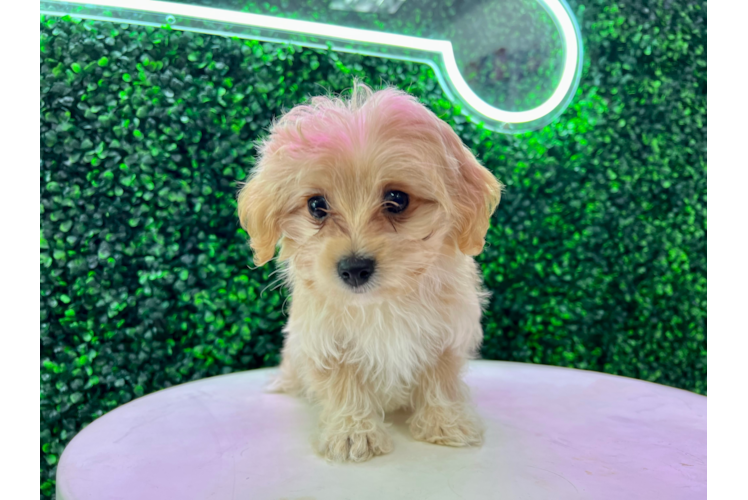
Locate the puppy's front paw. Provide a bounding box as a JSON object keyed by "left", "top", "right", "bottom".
{"left": 318, "top": 420, "right": 393, "bottom": 462}
{"left": 409, "top": 405, "right": 484, "bottom": 447}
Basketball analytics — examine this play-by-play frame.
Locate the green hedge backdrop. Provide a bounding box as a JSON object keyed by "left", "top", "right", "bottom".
{"left": 40, "top": 0, "right": 706, "bottom": 496}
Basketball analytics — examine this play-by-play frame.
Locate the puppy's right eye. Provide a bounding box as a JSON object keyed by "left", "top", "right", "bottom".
{"left": 307, "top": 196, "right": 329, "bottom": 220}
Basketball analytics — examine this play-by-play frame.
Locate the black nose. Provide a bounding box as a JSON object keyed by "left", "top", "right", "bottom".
{"left": 337, "top": 257, "right": 376, "bottom": 287}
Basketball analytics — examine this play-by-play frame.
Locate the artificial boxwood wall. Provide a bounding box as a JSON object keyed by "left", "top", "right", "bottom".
{"left": 40, "top": 0, "right": 706, "bottom": 496}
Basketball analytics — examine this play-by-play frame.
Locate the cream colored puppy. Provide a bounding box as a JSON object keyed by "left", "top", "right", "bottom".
{"left": 238, "top": 83, "right": 502, "bottom": 462}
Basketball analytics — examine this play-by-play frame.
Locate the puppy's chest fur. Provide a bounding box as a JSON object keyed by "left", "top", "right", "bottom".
{"left": 282, "top": 258, "right": 485, "bottom": 409}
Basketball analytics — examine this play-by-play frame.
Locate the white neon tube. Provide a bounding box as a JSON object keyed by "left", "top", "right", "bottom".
{"left": 41, "top": 0, "right": 580, "bottom": 125}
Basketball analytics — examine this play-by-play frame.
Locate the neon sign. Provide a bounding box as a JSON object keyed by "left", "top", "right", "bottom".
{"left": 40, "top": 0, "right": 583, "bottom": 133}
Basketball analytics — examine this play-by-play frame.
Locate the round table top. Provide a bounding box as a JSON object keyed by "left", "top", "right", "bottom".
{"left": 56, "top": 360, "right": 706, "bottom": 500}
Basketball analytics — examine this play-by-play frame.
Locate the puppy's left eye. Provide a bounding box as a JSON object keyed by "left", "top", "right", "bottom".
{"left": 383, "top": 190, "right": 409, "bottom": 214}
{"left": 308, "top": 196, "right": 329, "bottom": 220}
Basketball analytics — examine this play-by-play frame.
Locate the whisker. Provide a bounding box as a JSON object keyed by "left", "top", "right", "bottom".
{"left": 260, "top": 277, "right": 286, "bottom": 297}
{"left": 281, "top": 293, "right": 292, "bottom": 316}
{"left": 267, "top": 267, "right": 284, "bottom": 279}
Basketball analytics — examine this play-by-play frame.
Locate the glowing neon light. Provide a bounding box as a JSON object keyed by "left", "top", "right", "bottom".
{"left": 40, "top": 0, "right": 582, "bottom": 130}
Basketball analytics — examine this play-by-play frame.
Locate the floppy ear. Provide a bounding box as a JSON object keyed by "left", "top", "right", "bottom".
{"left": 440, "top": 123, "right": 503, "bottom": 256}
{"left": 237, "top": 167, "right": 282, "bottom": 267}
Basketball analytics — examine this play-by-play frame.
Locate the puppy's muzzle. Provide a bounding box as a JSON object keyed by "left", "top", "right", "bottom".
{"left": 337, "top": 256, "right": 376, "bottom": 288}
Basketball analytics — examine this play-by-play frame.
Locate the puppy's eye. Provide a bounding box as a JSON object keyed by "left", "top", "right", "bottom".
{"left": 383, "top": 190, "right": 409, "bottom": 214}
{"left": 307, "top": 195, "right": 329, "bottom": 220}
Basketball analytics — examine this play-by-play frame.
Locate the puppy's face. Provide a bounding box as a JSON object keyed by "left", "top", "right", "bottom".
{"left": 238, "top": 85, "right": 501, "bottom": 301}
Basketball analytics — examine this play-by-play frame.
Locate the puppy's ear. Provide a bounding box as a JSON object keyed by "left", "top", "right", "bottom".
{"left": 237, "top": 167, "right": 282, "bottom": 267}
{"left": 440, "top": 123, "right": 503, "bottom": 256}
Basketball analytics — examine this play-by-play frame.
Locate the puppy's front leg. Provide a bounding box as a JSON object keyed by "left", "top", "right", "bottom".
{"left": 311, "top": 363, "right": 393, "bottom": 462}
{"left": 408, "top": 348, "right": 484, "bottom": 447}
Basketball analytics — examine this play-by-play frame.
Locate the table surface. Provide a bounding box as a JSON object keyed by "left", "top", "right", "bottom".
{"left": 56, "top": 360, "right": 706, "bottom": 500}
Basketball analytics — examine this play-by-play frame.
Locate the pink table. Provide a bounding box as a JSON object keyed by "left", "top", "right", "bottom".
{"left": 56, "top": 361, "right": 706, "bottom": 500}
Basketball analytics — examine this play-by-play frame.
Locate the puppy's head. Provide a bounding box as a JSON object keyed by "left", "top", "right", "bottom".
{"left": 238, "top": 83, "right": 502, "bottom": 300}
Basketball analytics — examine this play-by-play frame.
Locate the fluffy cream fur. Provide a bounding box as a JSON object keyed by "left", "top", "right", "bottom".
{"left": 237, "top": 82, "right": 502, "bottom": 462}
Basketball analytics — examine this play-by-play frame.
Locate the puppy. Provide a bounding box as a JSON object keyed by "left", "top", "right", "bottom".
{"left": 237, "top": 82, "right": 502, "bottom": 462}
